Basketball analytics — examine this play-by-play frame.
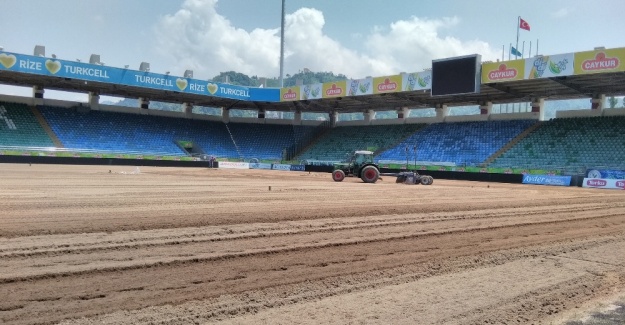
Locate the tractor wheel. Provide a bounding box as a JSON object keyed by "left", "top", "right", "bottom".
{"left": 332, "top": 170, "right": 346, "bottom": 182}
{"left": 360, "top": 166, "right": 380, "bottom": 183}
{"left": 420, "top": 176, "right": 430, "bottom": 185}
{"left": 395, "top": 175, "right": 406, "bottom": 183}
{"left": 426, "top": 176, "right": 434, "bottom": 185}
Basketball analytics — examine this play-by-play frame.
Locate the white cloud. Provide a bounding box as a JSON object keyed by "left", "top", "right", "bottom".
{"left": 154, "top": 0, "right": 499, "bottom": 80}
{"left": 551, "top": 8, "right": 571, "bottom": 18}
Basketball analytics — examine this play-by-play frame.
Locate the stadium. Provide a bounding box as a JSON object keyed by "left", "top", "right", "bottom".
{"left": 2, "top": 18, "right": 625, "bottom": 325}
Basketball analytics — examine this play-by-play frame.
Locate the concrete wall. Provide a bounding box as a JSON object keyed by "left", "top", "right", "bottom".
{"left": 489, "top": 112, "right": 539, "bottom": 121}
{"left": 556, "top": 109, "right": 603, "bottom": 119}
{"left": 603, "top": 108, "right": 625, "bottom": 117}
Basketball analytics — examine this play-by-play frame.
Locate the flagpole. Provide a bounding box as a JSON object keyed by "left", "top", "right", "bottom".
{"left": 508, "top": 43, "right": 511, "bottom": 61}
{"left": 516, "top": 16, "right": 520, "bottom": 58}
{"left": 502, "top": 45, "right": 504, "bottom": 61}
{"left": 536, "top": 39, "right": 539, "bottom": 56}
{"left": 522, "top": 41, "right": 525, "bottom": 59}
{"left": 528, "top": 41, "right": 532, "bottom": 59}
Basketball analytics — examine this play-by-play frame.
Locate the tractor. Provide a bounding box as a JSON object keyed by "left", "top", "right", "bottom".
{"left": 332, "top": 150, "right": 380, "bottom": 183}
{"left": 331, "top": 150, "right": 434, "bottom": 185}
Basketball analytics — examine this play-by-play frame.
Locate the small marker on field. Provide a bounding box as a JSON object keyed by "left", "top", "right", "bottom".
{"left": 268, "top": 186, "right": 272, "bottom": 191}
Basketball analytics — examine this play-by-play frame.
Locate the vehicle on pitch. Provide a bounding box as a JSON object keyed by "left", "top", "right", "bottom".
{"left": 331, "top": 150, "right": 433, "bottom": 185}
{"left": 332, "top": 150, "right": 381, "bottom": 183}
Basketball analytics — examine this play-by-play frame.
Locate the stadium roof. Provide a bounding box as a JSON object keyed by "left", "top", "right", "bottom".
{"left": 2, "top": 69, "right": 624, "bottom": 113}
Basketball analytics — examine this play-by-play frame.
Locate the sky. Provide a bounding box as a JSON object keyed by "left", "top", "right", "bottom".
{"left": 1, "top": 0, "right": 625, "bottom": 101}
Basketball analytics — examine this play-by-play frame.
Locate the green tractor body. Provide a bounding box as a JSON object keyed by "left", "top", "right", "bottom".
{"left": 332, "top": 150, "right": 380, "bottom": 183}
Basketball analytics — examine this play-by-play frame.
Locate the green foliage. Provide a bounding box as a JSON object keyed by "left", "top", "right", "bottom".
{"left": 608, "top": 96, "right": 618, "bottom": 109}
{"left": 282, "top": 70, "right": 348, "bottom": 87}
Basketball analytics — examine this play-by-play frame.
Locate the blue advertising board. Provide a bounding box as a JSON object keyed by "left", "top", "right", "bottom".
{"left": 290, "top": 165, "right": 306, "bottom": 171}
{"left": 0, "top": 51, "right": 280, "bottom": 102}
{"left": 522, "top": 174, "right": 571, "bottom": 186}
{"left": 586, "top": 169, "right": 625, "bottom": 180}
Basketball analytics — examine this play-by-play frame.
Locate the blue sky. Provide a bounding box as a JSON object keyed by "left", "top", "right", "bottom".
{"left": 1, "top": 0, "right": 624, "bottom": 101}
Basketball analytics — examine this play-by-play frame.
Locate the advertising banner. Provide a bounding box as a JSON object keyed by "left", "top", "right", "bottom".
{"left": 522, "top": 174, "right": 571, "bottom": 186}
{"left": 0, "top": 51, "right": 280, "bottom": 102}
{"left": 402, "top": 71, "right": 432, "bottom": 91}
{"left": 481, "top": 59, "right": 525, "bottom": 83}
{"left": 290, "top": 165, "right": 306, "bottom": 171}
{"left": 271, "top": 164, "right": 292, "bottom": 171}
{"left": 321, "top": 81, "right": 347, "bottom": 98}
{"left": 586, "top": 169, "right": 625, "bottom": 180}
{"left": 218, "top": 161, "right": 250, "bottom": 169}
{"left": 373, "top": 75, "right": 402, "bottom": 94}
{"left": 301, "top": 83, "right": 323, "bottom": 100}
{"left": 249, "top": 163, "right": 272, "bottom": 170}
{"left": 280, "top": 87, "right": 300, "bottom": 101}
{"left": 574, "top": 48, "right": 625, "bottom": 75}
{"left": 347, "top": 77, "right": 373, "bottom": 96}
{"left": 525, "top": 53, "right": 574, "bottom": 79}
{"left": 582, "top": 178, "right": 625, "bottom": 190}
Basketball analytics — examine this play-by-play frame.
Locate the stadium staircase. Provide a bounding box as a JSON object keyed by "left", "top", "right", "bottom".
{"left": 0, "top": 102, "right": 55, "bottom": 148}
{"left": 480, "top": 121, "right": 541, "bottom": 167}
{"left": 31, "top": 106, "right": 64, "bottom": 148}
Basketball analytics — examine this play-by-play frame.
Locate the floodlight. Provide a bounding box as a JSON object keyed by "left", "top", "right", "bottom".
{"left": 139, "top": 62, "right": 150, "bottom": 72}
{"left": 89, "top": 54, "right": 101, "bottom": 64}
{"left": 51, "top": 54, "right": 57, "bottom": 59}
{"left": 76, "top": 59, "right": 81, "bottom": 62}
{"left": 166, "top": 71, "right": 170, "bottom": 75}
{"left": 34, "top": 45, "right": 45, "bottom": 57}
{"left": 184, "top": 70, "right": 193, "bottom": 78}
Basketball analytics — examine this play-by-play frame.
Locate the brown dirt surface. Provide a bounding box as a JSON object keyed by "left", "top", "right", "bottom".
{"left": 0, "top": 163, "right": 624, "bottom": 325}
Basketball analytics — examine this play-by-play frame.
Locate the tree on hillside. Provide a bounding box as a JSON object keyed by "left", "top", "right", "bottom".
{"left": 210, "top": 71, "right": 259, "bottom": 87}
{"left": 608, "top": 96, "right": 618, "bottom": 109}
{"left": 283, "top": 70, "right": 348, "bottom": 87}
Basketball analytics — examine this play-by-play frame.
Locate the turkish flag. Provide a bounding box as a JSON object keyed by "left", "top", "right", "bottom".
{"left": 520, "top": 18, "right": 530, "bottom": 31}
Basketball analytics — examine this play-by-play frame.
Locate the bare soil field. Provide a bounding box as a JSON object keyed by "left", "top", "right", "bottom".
{"left": 0, "top": 163, "right": 624, "bottom": 325}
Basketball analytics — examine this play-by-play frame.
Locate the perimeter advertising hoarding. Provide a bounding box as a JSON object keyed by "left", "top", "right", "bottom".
{"left": 586, "top": 169, "right": 625, "bottom": 180}
{"left": 402, "top": 71, "right": 432, "bottom": 91}
{"left": 218, "top": 161, "right": 250, "bottom": 169}
{"left": 373, "top": 75, "right": 402, "bottom": 94}
{"left": 522, "top": 174, "right": 571, "bottom": 186}
{"left": 583, "top": 178, "right": 625, "bottom": 190}
{"left": 525, "top": 53, "right": 574, "bottom": 79}
{"left": 481, "top": 59, "right": 525, "bottom": 83}
{"left": 0, "top": 51, "right": 279, "bottom": 102}
{"left": 321, "top": 80, "right": 347, "bottom": 98}
{"left": 574, "top": 48, "right": 625, "bottom": 75}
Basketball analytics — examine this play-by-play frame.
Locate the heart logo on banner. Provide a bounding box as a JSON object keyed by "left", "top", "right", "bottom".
{"left": 176, "top": 78, "right": 188, "bottom": 91}
{"left": 0, "top": 53, "right": 17, "bottom": 69}
{"left": 207, "top": 83, "right": 218, "bottom": 95}
{"left": 45, "top": 59, "right": 62, "bottom": 74}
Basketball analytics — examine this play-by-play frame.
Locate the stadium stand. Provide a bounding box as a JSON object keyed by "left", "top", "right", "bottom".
{"left": 224, "top": 123, "right": 315, "bottom": 160}
{"left": 377, "top": 120, "right": 537, "bottom": 166}
{"left": 296, "top": 124, "right": 426, "bottom": 162}
{"left": 489, "top": 116, "right": 625, "bottom": 172}
{"left": 0, "top": 102, "right": 55, "bottom": 148}
{"left": 38, "top": 105, "right": 313, "bottom": 160}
